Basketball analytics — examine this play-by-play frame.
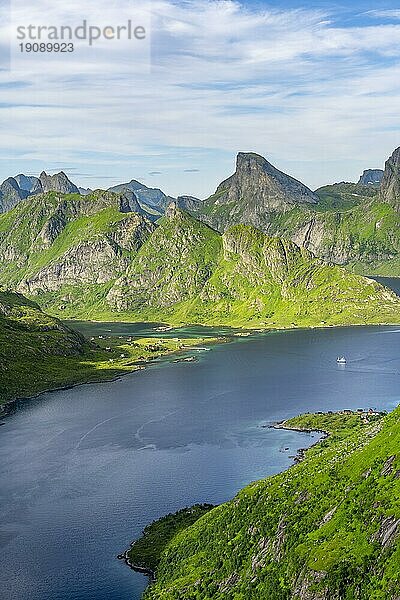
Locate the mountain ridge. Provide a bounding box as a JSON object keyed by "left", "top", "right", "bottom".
{"left": 1, "top": 195, "right": 399, "bottom": 327}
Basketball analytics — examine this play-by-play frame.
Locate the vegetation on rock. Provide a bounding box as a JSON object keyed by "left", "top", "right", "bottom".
{"left": 135, "top": 409, "right": 400, "bottom": 599}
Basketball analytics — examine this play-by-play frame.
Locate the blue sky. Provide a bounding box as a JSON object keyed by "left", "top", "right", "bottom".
{"left": 0, "top": 0, "right": 400, "bottom": 197}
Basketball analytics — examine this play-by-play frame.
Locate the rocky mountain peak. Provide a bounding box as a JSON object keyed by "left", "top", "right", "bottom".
{"left": 36, "top": 171, "right": 80, "bottom": 195}
{"left": 165, "top": 201, "right": 179, "bottom": 219}
{"left": 357, "top": 169, "right": 384, "bottom": 187}
{"left": 14, "top": 174, "right": 40, "bottom": 192}
{"left": 0, "top": 176, "right": 28, "bottom": 213}
{"left": 380, "top": 146, "right": 400, "bottom": 209}
{"left": 228, "top": 152, "right": 319, "bottom": 205}
{"left": 196, "top": 151, "right": 319, "bottom": 233}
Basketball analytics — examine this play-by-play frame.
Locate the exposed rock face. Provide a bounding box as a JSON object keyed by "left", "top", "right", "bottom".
{"left": 106, "top": 207, "right": 400, "bottom": 327}
{"left": 176, "top": 195, "right": 202, "bottom": 212}
{"left": 193, "top": 149, "right": 400, "bottom": 272}
{"left": 14, "top": 174, "right": 40, "bottom": 193}
{"left": 109, "top": 179, "right": 174, "bottom": 212}
{"left": 78, "top": 187, "right": 93, "bottom": 196}
{"left": 34, "top": 171, "right": 80, "bottom": 195}
{"left": 373, "top": 516, "right": 400, "bottom": 548}
{"left": 0, "top": 177, "right": 28, "bottom": 213}
{"left": 197, "top": 152, "right": 319, "bottom": 232}
{"left": 380, "top": 147, "right": 400, "bottom": 209}
{"left": 358, "top": 169, "right": 384, "bottom": 187}
{"left": 0, "top": 189, "right": 155, "bottom": 295}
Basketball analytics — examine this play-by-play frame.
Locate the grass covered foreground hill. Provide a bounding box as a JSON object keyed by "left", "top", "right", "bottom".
{"left": 0, "top": 288, "right": 219, "bottom": 407}
{"left": 131, "top": 409, "right": 400, "bottom": 600}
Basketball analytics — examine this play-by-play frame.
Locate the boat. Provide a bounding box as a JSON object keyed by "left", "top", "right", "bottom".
{"left": 336, "top": 356, "right": 347, "bottom": 364}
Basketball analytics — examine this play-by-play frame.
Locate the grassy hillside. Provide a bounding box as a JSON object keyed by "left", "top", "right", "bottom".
{"left": 105, "top": 209, "right": 400, "bottom": 328}
{"left": 1, "top": 194, "right": 400, "bottom": 327}
{"left": 130, "top": 408, "right": 400, "bottom": 599}
{"left": 0, "top": 189, "right": 154, "bottom": 289}
{"left": 195, "top": 171, "right": 400, "bottom": 276}
{"left": 0, "top": 288, "right": 218, "bottom": 408}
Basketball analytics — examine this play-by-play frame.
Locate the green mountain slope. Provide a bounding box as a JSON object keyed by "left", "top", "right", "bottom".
{"left": 265, "top": 195, "right": 400, "bottom": 275}
{"left": 0, "top": 289, "right": 90, "bottom": 405}
{"left": 131, "top": 408, "right": 400, "bottom": 600}
{"left": 0, "top": 189, "right": 155, "bottom": 307}
{"left": 105, "top": 204, "right": 400, "bottom": 327}
{"left": 194, "top": 148, "right": 400, "bottom": 276}
{"left": 0, "top": 289, "right": 223, "bottom": 407}
{"left": 1, "top": 194, "right": 400, "bottom": 327}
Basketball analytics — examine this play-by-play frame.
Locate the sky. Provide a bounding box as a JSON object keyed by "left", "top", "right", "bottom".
{"left": 0, "top": 0, "right": 400, "bottom": 198}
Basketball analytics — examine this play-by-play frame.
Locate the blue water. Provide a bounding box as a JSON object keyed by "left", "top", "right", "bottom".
{"left": 0, "top": 325, "right": 400, "bottom": 600}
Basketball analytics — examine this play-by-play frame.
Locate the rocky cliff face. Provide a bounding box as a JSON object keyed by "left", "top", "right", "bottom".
{"left": 0, "top": 190, "right": 155, "bottom": 296}
{"left": 33, "top": 171, "right": 80, "bottom": 195}
{"left": 14, "top": 174, "right": 40, "bottom": 193}
{"left": 380, "top": 146, "right": 400, "bottom": 209}
{"left": 106, "top": 207, "right": 400, "bottom": 327}
{"left": 197, "top": 152, "right": 319, "bottom": 232}
{"left": 193, "top": 149, "right": 400, "bottom": 274}
{"left": 19, "top": 219, "right": 149, "bottom": 295}
{"left": 358, "top": 168, "right": 384, "bottom": 187}
{"left": 0, "top": 177, "right": 28, "bottom": 213}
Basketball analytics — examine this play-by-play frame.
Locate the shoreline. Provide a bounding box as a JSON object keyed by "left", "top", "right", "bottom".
{"left": 117, "top": 550, "right": 156, "bottom": 582}
{"left": 0, "top": 335, "right": 225, "bottom": 419}
{"left": 3, "top": 318, "right": 398, "bottom": 420}
{"left": 63, "top": 317, "right": 400, "bottom": 331}
{"left": 272, "top": 420, "right": 330, "bottom": 463}
{"left": 121, "top": 416, "right": 337, "bottom": 583}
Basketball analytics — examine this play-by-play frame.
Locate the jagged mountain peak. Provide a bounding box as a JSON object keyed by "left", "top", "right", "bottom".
{"left": 380, "top": 146, "right": 400, "bottom": 209}
{"left": 36, "top": 171, "right": 80, "bottom": 195}
{"left": 0, "top": 176, "right": 29, "bottom": 213}
{"left": 14, "top": 174, "right": 39, "bottom": 192}
{"left": 195, "top": 151, "right": 319, "bottom": 233}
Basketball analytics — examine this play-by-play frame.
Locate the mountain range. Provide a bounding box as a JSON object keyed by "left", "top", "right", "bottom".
{"left": 194, "top": 147, "right": 400, "bottom": 274}
{"left": 1, "top": 147, "right": 398, "bottom": 278}
{"left": 0, "top": 145, "right": 399, "bottom": 327}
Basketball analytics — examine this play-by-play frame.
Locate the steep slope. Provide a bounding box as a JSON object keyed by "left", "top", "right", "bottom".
{"left": 106, "top": 205, "right": 400, "bottom": 327}
{"left": 0, "top": 289, "right": 87, "bottom": 404}
{"left": 107, "top": 202, "right": 223, "bottom": 316}
{"left": 195, "top": 149, "right": 400, "bottom": 275}
{"left": 136, "top": 408, "right": 400, "bottom": 600}
{"left": 380, "top": 146, "right": 400, "bottom": 209}
{"left": 197, "top": 152, "right": 319, "bottom": 233}
{"left": 0, "top": 190, "right": 155, "bottom": 314}
{"left": 0, "top": 177, "right": 28, "bottom": 213}
{"left": 358, "top": 168, "right": 384, "bottom": 187}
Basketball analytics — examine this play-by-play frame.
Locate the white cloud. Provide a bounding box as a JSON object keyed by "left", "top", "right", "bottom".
{"left": 0, "top": 0, "right": 399, "bottom": 195}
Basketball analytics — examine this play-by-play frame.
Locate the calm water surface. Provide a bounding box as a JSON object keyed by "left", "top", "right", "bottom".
{"left": 1, "top": 325, "right": 400, "bottom": 600}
